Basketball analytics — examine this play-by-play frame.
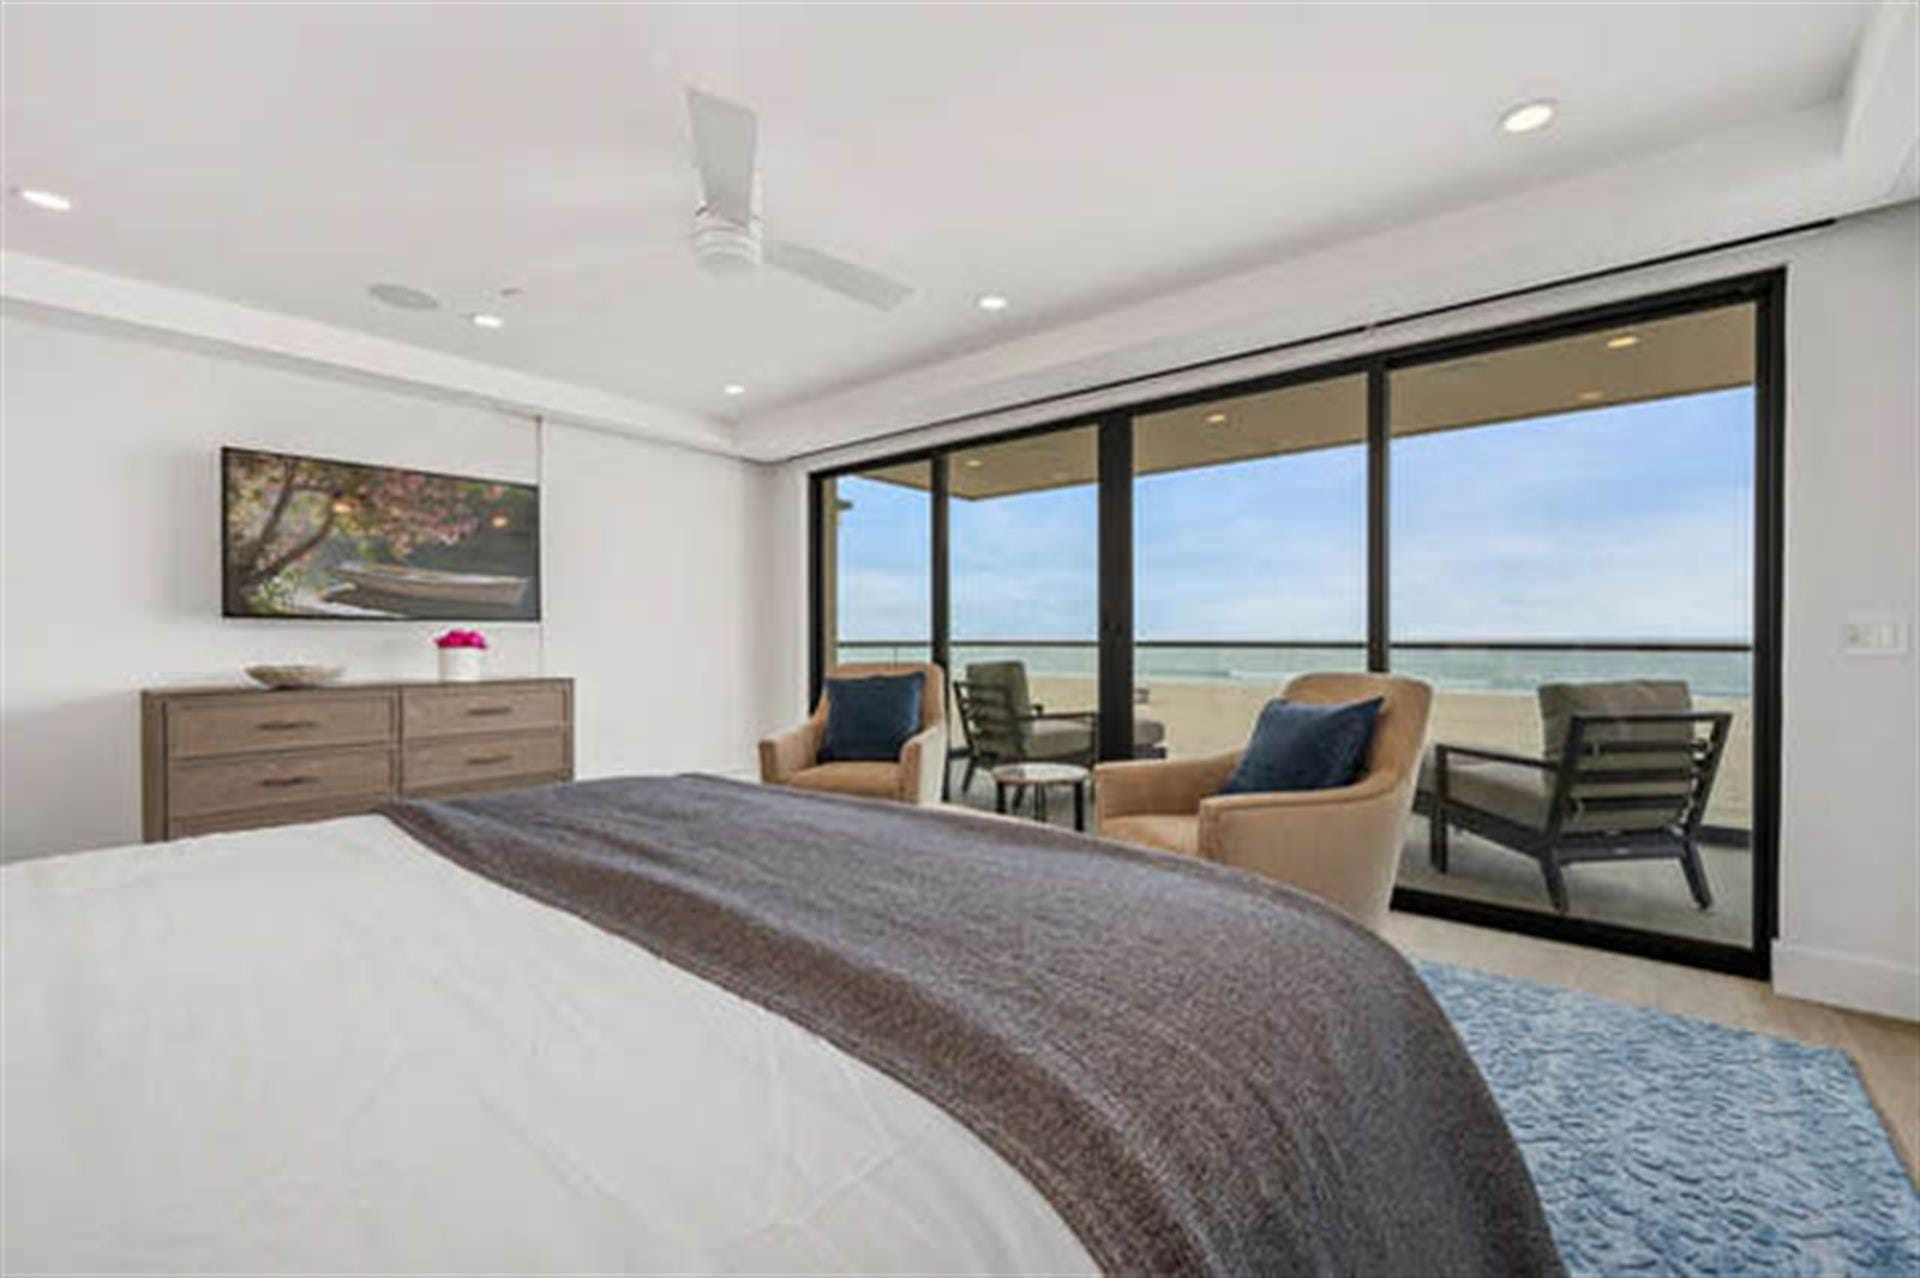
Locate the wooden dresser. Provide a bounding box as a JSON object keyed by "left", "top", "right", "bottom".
{"left": 141, "top": 677, "right": 573, "bottom": 841}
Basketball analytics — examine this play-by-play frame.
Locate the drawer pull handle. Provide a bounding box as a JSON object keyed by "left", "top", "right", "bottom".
{"left": 259, "top": 775, "right": 316, "bottom": 789}
{"left": 466, "top": 753, "right": 512, "bottom": 766}
{"left": 258, "top": 719, "right": 319, "bottom": 731}
{"left": 466, "top": 706, "right": 513, "bottom": 717}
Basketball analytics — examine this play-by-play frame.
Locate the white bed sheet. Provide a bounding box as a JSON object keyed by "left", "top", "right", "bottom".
{"left": 2, "top": 815, "right": 1095, "bottom": 1275}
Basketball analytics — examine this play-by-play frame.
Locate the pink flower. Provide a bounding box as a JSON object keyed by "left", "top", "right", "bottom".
{"left": 434, "top": 629, "right": 488, "bottom": 650}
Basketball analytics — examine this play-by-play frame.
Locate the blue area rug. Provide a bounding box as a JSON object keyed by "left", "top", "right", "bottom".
{"left": 1421, "top": 962, "right": 1920, "bottom": 1277}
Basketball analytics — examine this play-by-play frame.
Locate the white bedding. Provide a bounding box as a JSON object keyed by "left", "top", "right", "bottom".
{"left": 2, "top": 815, "right": 1095, "bottom": 1275}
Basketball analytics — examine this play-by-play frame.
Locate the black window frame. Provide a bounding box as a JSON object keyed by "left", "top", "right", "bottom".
{"left": 808, "top": 268, "right": 1785, "bottom": 978}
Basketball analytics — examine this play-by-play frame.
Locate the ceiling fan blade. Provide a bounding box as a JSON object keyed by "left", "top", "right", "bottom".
{"left": 685, "top": 87, "right": 757, "bottom": 225}
{"left": 766, "top": 239, "right": 915, "bottom": 311}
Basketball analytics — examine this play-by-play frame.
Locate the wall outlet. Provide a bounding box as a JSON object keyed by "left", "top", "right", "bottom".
{"left": 1842, "top": 612, "right": 1911, "bottom": 657}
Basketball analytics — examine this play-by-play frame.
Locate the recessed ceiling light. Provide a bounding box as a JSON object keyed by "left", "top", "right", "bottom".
{"left": 963, "top": 458, "right": 984, "bottom": 468}
{"left": 469, "top": 313, "right": 505, "bottom": 330}
{"left": 13, "top": 187, "right": 72, "bottom": 212}
{"left": 1605, "top": 334, "right": 1640, "bottom": 350}
{"left": 1205, "top": 413, "right": 1229, "bottom": 425}
{"left": 1499, "top": 100, "right": 1557, "bottom": 135}
{"left": 975, "top": 294, "right": 1010, "bottom": 312}
{"left": 722, "top": 383, "right": 746, "bottom": 396}
{"left": 1577, "top": 389, "right": 1605, "bottom": 403}
{"left": 367, "top": 283, "right": 440, "bottom": 312}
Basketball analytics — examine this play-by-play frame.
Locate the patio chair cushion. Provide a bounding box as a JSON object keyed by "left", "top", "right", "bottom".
{"left": 1420, "top": 749, "right": 1685, "bottom": 834}
{"left": 786, "top": 762, "right": 902, "bottom": 800}
{"left": 962, "top": 661, "right": 1041, "bottom": 757}
{"left": 1100, "top": 813, "right": 1201, "bottom": 857}
{"left": 1538, "top": 679, "right": 1693, "bottom": 758}
{"left": 818, "top": 672, "right": 924, "bottom": 763}
{"left": 1133, "top": 715, "right": 1167, "bottom": 748}
{"left": 1538, "top": 680, "right": 1699, "bottom": 821}
{"left": 1222, "top": 697, "right": 1382, "bottom": 795}
{"left": 965, "top": 661, "right": 1036, "bottom": 716}
{"left": 1029, "top": 717, "right": 1096, "bottom": 761}
{"left": 1028, "top": 714, "right": 1169, "bottom": 761}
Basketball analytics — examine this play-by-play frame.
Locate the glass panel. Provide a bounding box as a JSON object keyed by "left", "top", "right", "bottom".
{"left": 1390, "top": 302, "right": 1757, "bottom": 947}
{"left": 948, "top": 426, "right": 1100, "bottom": 808}
{"left": 820, "top": 463, "right": 931, "bottom": 671}
{"left": 1132, "top": 375, "right": 1369, "bottom": 759}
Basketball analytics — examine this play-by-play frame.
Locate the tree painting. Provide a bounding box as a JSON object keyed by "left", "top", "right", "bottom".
{"left": 223, "top": 449, "right": 539, "bottom": 620}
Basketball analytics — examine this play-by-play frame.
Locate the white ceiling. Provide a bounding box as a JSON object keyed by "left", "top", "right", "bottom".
{"left": 0, "top": 3, "right": 1905, "bottom": 449}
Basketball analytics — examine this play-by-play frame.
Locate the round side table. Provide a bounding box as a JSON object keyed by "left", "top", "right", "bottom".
{"left": 991, "top": 761, "right": 1091, "bottom": 831}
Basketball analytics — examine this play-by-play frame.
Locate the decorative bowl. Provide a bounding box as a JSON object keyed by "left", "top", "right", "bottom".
{"left": 244, "top": 663, "right": 344, "bottom": 690}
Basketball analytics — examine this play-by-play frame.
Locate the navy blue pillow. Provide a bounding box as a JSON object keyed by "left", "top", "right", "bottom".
{"left": 1220, "top": 697, "right": 1383, "bottom": 795}
{"left": 817, "top": 673, "right": 925, "bottom": 763}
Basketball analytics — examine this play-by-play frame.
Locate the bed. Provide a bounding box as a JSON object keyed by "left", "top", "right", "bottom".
{"left": 3, "top": 775, "right": 1563, "bottom": 1276}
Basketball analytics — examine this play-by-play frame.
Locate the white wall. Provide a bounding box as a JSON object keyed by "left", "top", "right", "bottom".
{"left": 0, "top": 309, "right": 762, "bottom": 860}
{"left": 540, "top": 419, "right": 760, "bottom": 778}
{"left": 1772, "top": 206, "right": 1920, "bottom": 1018}
{"left": 757, "top": 202, "right": 1920, "bottom": 1019}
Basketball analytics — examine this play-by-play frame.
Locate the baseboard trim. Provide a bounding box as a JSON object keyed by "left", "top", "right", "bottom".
{"left": 1773, "top": 942, "right": 1920, "bottom": 1021}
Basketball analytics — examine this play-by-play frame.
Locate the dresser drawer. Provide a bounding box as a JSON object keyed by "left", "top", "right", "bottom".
{"left": 169, "top": 693, "right": 395, "bottom": 760}
{"left": 403, "top": 685, "right": 567, "bottom": 740}
{"left": 169, "top": 746, "right": 396, "bottom": 819}
{"left": 403, "top": 730, "right": 567, "bottom": 791}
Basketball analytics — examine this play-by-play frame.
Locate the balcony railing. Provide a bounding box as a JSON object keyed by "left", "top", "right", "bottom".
{"left": 837, "top": 637, "right": 1750, "bottom": 652}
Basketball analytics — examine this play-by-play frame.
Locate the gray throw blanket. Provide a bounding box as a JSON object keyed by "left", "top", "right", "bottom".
{"left": 384, "top": 775, "right": 1564, "bottom": 1277}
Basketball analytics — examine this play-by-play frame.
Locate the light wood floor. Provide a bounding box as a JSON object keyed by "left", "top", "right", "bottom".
{"left": 1384, "top": 911, "right": 1920, "bottom": 1179}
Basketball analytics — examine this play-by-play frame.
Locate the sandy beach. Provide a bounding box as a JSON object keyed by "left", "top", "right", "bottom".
{"left": 1024, "top": 676, "right": 1752, "bottom": 830}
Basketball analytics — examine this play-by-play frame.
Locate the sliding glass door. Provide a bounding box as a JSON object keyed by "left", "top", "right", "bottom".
{"left": 1131, "top": 375, "right": 1369, "bottom": 759}
{"left": 947, "top": 425, "right": 1102, "bottom": 794}
{"left": 1388, "top": 301, "right": 1761, "bottom": 949}
{"left": 809, "top": 273, "right": 1779, "bottom": 973}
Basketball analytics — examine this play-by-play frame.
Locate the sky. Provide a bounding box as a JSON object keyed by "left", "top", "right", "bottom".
{"left": 832, "top": 387, "right": 1754, "bottom": 645}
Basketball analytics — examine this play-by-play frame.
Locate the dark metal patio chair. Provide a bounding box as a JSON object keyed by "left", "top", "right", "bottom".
{"left": 951, "top": 665, "right": 1098, "bottom": 797}
{"left": 1417, "top": 680, "right": 1732, "bottom": 914}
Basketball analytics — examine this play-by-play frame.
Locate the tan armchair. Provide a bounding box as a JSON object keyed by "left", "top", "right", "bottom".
{"left": 758, "top": 662, "right": 948, "bottom": 806}
{"left": 1094, "top": 672, "right": 1432, "bottom": 931}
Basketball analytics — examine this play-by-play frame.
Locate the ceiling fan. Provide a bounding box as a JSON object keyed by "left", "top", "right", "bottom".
{"left": 685, "top": 87, "right": 914, "bottom": 312}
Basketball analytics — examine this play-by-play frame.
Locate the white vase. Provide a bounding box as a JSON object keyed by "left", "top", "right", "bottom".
{"left": 438, "top": 647, "right": 483, "bottom": 682}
